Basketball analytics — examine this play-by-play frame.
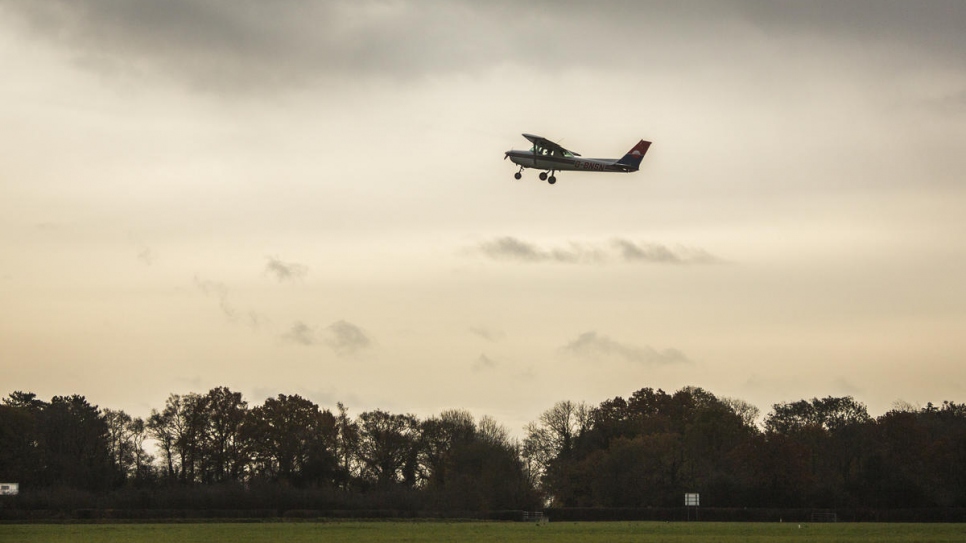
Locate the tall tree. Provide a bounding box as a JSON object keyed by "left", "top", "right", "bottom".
{"left": 36, "top": 395, "right": 115, "bottom": 491}
{"left": 0, "top": 394, "right": 42, "bottom": 486}
{"left": 420, "top": 409, "right": 476, "bottom": 489}
{"left": 335, "top": 402, "right": 360, "bottom": 489}
{"left": 128, "top": 416, "right": 154, "bottom": 483}
{"left": 147, "top": 404, "right": 178, "bottom": 482}
{"left": 103, "top": 408, "right": 135, "bottom": 483}
{"left": 247, "top": 393, "right": 339, "bottom": 486}
{"left": 522, "top": 400, "right": 591, "bottom": 502}
{"left": 357, "top": 409, "right": 420, "bottom": 488}
{"left": 158, "top": 392, "right": 210, "bottom": 484}
{"left": 763, "top": 396, "right": 874, "bottom": 506}
{"left": 201, "top": 387, "right": 249, "bottom": 483}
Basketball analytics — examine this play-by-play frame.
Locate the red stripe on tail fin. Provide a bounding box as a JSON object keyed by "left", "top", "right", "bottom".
{"left": 617, "top": 140, "right": 651, "bottom": 170}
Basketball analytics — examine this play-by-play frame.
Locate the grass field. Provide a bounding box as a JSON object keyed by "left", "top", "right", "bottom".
{"left": 2, "top": 521, "right": 965, "bottom": 543}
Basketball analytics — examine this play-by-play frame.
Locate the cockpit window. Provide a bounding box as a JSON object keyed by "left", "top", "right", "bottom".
{"left": 530, "top": 144, "right": 573, "bottom": 158}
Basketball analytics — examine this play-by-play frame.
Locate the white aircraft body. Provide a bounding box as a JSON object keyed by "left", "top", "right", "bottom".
{"left": 504, "top": 133, "right": 651, "bottom": 184}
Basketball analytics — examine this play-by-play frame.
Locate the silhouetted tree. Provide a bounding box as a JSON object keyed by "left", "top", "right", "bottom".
{"left": 6, "top": 384, "right": 966, "bottom": 514}
{"left": 357, "top": 409, "right": 420, "bottom": 489}
{"left": 201, "top": 387, "right": 248, "bottom": 483}
{"left": 159, "top": 392, "right": 209, "bottom": 484}
{"left": 0, "top": 394, "right": 42, "bottom": 486}
{"left": 147, "top": 403, "right": 178, "bottom": 482}
{"left": 420, "top": 409, "right": 476, "bottom": 489}
{"left": 128, "top": 416, "right": 154, "bottom": 484}
{"left": 522, "top": 400, "right": 590, "bottom": 505}
{"left": 103, "top": 408, "right": 135, "bottom": 484}
{"left": 334, "top": 402, "right": 360, "bottom": 489}
{"left": 37, "top": 395, "right": 115, "bottom": 491}
{"left": 247, "top": 393, "right": 339, "bottom": 487}
{"left": 764, "top": 395, "right": 874, "bottom": 506}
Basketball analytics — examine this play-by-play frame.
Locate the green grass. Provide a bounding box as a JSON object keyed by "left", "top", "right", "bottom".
{"left": 1, "top": 521, "right": 965, "bottom": 543}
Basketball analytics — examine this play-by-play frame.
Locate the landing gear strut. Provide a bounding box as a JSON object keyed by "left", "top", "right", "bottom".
{"left": 514, "top": 166, "right": 524, "bottom": 180}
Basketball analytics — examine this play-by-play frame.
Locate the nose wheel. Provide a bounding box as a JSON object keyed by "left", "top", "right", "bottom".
{"left": 513, "top": 166, "right": 524, "bottom": 180}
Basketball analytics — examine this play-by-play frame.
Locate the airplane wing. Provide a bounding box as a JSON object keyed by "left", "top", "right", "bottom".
{"left": 522, "top": 133, "right": 581, "bottom": 157}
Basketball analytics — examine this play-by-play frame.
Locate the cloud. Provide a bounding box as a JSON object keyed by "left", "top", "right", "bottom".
{"left": 0, "top": 0, "right": 517, "bottom": 91}
{"left": 612, "top": 239, "right": 723, "bottom": 265}
{"left": 194, "top": 275, "right": 266, "bottom": 329}
{"left": 476, "top": 237, "right": 721, "bottom": 265}
{"left": 731, "top": 0, "right": 966, "bottom": 62}
{"left": 561, "top": 331, "right": 690, "bottom": 365}
{"left": 137, "top": 247, "right": 155, "bottom": 266}
{"left": 265, "top": 256, "right": 308, "bottom": 282}
{"left": 470, "top": 326, "right": 506, "bottom": 342}
{"left": 283, "top": 321, "right": 317, "bottom": 346}
{"left": 193, "top": 275, "right": 236, "bottom": 320}
{"left": 472, "top": 354, "right": 499, "bottom": 372}
{"left": 285, "top": 319, "right": 373, "bottom": 355}
{"left": 478, "top": 237, "right": 542, "bottom": 263}
{"left": 323, "top": 320, "right": 373, "bottom": 355}
{"left": 8, "top": 1, "right": 961, "bottom": 93}
{"left": 476, "top": 237, "right": 605, "bottom": 264}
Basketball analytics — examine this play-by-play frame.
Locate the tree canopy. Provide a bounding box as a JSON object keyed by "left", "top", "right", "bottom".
{"left": 2, "top": 386, "right": 964, "bottom": 512}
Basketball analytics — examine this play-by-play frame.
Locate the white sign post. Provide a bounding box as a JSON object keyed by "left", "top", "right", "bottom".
{"left": 684, "top": 493, "right": 699, "bottom": 520}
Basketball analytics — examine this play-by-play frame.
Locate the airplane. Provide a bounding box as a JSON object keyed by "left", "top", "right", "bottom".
{"left": 504, "top": 133, "right": 651, "bottom": 184}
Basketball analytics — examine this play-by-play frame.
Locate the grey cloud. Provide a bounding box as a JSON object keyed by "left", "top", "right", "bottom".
{"left": 245, "top": 311, "right": 268, "bottom": 331}
{"left": 1, "top": 0, "right": 518, "bottom": 91}
{"left": 732, "top": 0, "right": 966, "bottom": 60}
{"left": 5, "top": 1, "right": 962, "bottom": 92}
{"left": 282, "top": 319, "right": 372, "bottom": 355}
{"left": 470, "top": 326, "right": 506, "bottom": 342}
{"left": 478, "top": 237, "right": 721, "bottom": 265}
{"left": 283, "top": 321, "right": 316, "bottom": 346}
{"left": 478, "top": 237, "right": 544, "bottom": 263}
{"left": 472, "top": 354, "right": 498, "bottom": 372}
{"left": 323, "top": 320, "right": 373, "bottom": 355}
{"left": 193, "top": 275, "right": 236, "bottom": 321}
{"left": 265, "top": 256, "right": 308, "bottom": 282}
{"left": 613, "top": 239, "right": 723, "bottom": 265}
{"left": 137, "top": 247, "right": 155, "bottom": 266}
{"left": 194, "top": 275, "right": 266, "bottom": 329}
{"left": 562, "top": 331, "right": 690, "bottom": 365}
{"left": 478, "top": 237, "right": 605, "bottom": 264}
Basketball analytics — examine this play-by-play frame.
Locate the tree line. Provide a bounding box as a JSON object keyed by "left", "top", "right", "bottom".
{"left": 1, "top": 386, "right": 964, "bottom": 513}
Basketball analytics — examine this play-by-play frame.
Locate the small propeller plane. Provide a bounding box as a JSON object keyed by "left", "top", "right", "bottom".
{"left": 504, "top": 134, "right": 651, "bottom": 184}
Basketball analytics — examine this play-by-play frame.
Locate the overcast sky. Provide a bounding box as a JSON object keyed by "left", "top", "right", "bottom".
{"left": 2, "top": 0, "right": 965, "bottom": 432}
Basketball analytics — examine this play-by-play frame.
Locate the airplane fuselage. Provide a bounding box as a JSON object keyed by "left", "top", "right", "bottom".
{"left": 504, "top": 151, "right": 637, "bottom": 173}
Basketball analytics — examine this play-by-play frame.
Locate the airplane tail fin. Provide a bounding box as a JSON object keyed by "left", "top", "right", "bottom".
{"left": 617, "top": 140, "right": 651, "bottom": 171}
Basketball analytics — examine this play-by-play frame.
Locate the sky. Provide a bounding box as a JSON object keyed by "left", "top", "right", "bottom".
{"left": 2, "top": 0, "right": 965, "bottom": 434}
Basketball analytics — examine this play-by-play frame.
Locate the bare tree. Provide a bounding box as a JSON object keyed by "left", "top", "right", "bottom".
{"left": 522, "top": 400, "right": 590, "bottom": 490}
{"left": 103, "top": 408, "right": 134, "bottom": 479}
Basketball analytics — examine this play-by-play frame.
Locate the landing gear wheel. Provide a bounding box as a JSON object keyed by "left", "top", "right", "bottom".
{"left": 514, "top": 172, "right": 522, "bottom": 180}
{"left": 548, "top": 176, "right": 557, "bottom": 184}
{"left": 539, "top": 172, "right": 548, "bottom": 181}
